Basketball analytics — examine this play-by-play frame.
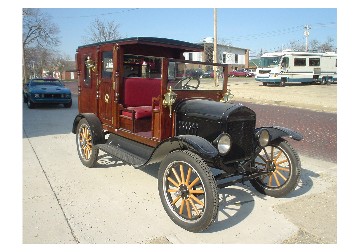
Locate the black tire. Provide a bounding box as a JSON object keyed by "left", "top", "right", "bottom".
{"left": 76, "top": 118, "right": 99, "bottom": 167}
{"left": 23, "top": 94, "right": 28, "bottom": 103}
{"left": 321, "top": 77, "right": 328, "bottom": 85}
{"left": 262, "top": 82, "right": 268, "bottom": 86}
{"left": 279, "top": 79, "right": 286, "bottom": 87}
{"left": 64, "top": 100, "right": 72, "bottom": 108}
{"left": 250, "top": 139, "right": 301, "bottom": 197}
{"left": 158, "top": 150, "right": 219, "bottom": 232}
{"left": 27, "top": 99, "right": 34, "bottom": 109}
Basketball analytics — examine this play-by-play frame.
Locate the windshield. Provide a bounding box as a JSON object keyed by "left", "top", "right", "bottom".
{"left": 30, "top": 79, "right": 63, "bottom": 87}
{"left": 168, "top": 61, "right": 224, "bottom": 91}
{"left": 260, "top": 56, "right": 282, "bottom": 68}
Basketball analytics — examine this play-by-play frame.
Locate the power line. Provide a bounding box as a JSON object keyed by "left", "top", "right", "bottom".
{"left": 52, "top": 8, "right": 140, "bottom": 19}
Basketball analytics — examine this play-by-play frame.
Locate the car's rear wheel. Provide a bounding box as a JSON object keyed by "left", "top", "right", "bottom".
{"left": 250, "top": 139, "right": 301, "bottom": 197}
{"left": 158, "top": 150, "right": 219, "bottom": 232}
{"left": 76, "top": 118, "right": 99, "bottom": 167}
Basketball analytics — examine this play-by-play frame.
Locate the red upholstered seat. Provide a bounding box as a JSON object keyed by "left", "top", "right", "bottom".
{"left": 121, "top": 78, "right": 161, "bottom": 120}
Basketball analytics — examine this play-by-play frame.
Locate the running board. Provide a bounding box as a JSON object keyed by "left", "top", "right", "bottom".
{"left": 96, "top": 133, "right": 154, "bottom": 167}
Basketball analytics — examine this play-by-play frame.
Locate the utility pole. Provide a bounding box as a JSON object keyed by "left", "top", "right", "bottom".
{"left": 213, "top": 8, "right": 218, "bottom": 85}
{"left": 304, "top": 24, "right": 311, "bottom": 52}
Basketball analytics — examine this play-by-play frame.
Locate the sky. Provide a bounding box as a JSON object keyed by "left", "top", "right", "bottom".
{"left": 41, "top": 7, "right": 337, "bottom": 59}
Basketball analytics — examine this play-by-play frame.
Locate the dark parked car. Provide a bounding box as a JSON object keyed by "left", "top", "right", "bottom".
{"left": 23, "top": 78, "right": 72, "bottom": 108}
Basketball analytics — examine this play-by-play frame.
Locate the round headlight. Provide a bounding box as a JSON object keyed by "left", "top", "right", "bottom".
{"left": 258, "top": 129, "right": 270, "bottom": 147}
{"left": 217, "top": 133, "right": 231, "bottom": 155}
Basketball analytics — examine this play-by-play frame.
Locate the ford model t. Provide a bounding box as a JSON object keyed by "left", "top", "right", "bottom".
{"left": 73, "top": 37, "right": 303, "bottom": 232}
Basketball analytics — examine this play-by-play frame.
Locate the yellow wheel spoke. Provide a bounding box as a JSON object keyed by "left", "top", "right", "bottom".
{"left": 189, "top": 194, "right": 204, "bottom": 206}
{"left": 255, "top": 161, "right": 266, "bottom": 167}
{"left": 189, "top": 198, "right": 200, "bottom": 216}
{"left": 167, "top": 177, "right": 179, "bottom": 187}
{"left": 273, "top": 172, "right": 281, "bottom": 186}
{"left": 185, "top": 167, "right": 192, "bottom": 186}
{"left": 180, "top": 164, "right": 185, "bottom": 184}
{"left": 276, "top": 159, "right": 288, "bottom": 165}
{"left": 179, "top": 199, "right": 185, "bottom": 215}
{"left": 276, "top": 166, "right": 290, "bottom": 171}
{"left": 167, "top": 189, "right": 178, "bottom": 193}
{"left": 273, "top": 150, "right": 283, "bottom": 162}
{"left": 275, "top": 170, "right": 288, "bottom": 182}
{"left": 189, "top": 189, "right": 204, "bottom": 194}
{"left": 267, "top": 174, "right": 273, "bottom": 187}
{"left": 171, "top": 195, "right": 181, "bottom": 205}
{"left": 188, "top": 177, "right": 200, "bottom": 189}
{"left": 172, "top": 168, "right": 181, "bottom": 184}
{"left": 185, "top": 199, "right": 191, "bottom": 218}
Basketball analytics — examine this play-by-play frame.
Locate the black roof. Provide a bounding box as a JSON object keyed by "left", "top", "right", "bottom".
{"left": 78, "top": 37, "right": 203, "bottom": 52}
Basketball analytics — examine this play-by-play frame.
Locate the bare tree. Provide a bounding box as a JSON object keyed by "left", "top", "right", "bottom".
{"left": 82, "top": 18, "right": 121, "bottom": 44}
{"left": 22, "top": 8, "right": 60, "bottom": 82}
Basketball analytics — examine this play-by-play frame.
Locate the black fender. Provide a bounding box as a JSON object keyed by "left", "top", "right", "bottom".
{"left": 147, "top": 135, "right": 219, "bottom": 166}
{"left": 72, "top": 113, "right": 105, "bottom": 145}
{"left": 256, "top": 126, "right": 303, "bottom": 142}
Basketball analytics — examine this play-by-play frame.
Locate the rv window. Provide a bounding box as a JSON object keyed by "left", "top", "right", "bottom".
{"left": 309, "top": 58, "right": 320, "bottom": 66}
{"left": 294, "top": 58, "right": 306, "bottom": 66}
{"left": 102, "top": 51, "right": 113, "bottom": 79}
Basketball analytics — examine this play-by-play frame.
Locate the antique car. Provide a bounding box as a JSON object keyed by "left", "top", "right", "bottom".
{"left": 72, "top": 37, "right": 303, "bottom": 232}
{"left": 23, "top": 78, "right": 72, "bottom": 108}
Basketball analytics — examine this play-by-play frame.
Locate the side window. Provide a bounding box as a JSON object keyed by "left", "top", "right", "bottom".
{"left": 281, "top": 57, "right": 289, "bottom": 67}
{"left": 102, "top": 51, "right": 113, "bottom": 79}
{"left": 294, "top": 58, "right": 306, "bottom": 66}
{"left": 309, "top": 58, "right": 320, "bottom": 66}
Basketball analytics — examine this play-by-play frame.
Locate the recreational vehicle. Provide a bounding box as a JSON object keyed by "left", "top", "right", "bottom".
{"left": 255, "top": 51, "right": 337, "bottom": 86}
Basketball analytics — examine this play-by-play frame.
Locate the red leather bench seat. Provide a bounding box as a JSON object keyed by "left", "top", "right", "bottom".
{"left": 122, "top": 78, "right": 161, "bottom": 119}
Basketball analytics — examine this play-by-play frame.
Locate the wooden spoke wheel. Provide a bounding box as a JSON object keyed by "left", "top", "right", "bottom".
{"left": 250, "top": 139, "right": 301, "bottom": 197}
{"left": 158, "top": 150, "right": 218, "bottom": 232}
{"left": 76, "top": 118, "right": 99, "bottom": 167}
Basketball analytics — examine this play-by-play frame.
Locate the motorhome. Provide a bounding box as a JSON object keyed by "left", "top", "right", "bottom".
{"left": 255, "top": 51, "right": 337, "bottom": 86}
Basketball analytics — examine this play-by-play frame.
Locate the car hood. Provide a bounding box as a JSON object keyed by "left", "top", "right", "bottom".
{"left": 29, "top": 85, "right": 71, "bottom": 94}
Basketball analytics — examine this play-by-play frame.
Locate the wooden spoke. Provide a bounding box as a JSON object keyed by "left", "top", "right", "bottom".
{"left": 167, "top": 177, "right": 179, "bottom": 187}
{"left": 189, "top": 194, "right": 204, "bottom": 206}
{"left": 189, "top": 198, "right": 200, "bottom": 216}
{"left": 255, "top": 161, "right": 266, "bottom": 167}
{"left": 273, "top": 172, "right": 281, "bottom": 186}
{"left": 167, "top": 188, "right": 178, "bottom": 193}
{"left": 275, "top": 170, "right": 288, "bottom": 181}
{"left": 273, "top": 150, "right": 283, "bottom": 162}
{"left": 267, "top": 174, "right": 273, "bottom": 187}
{"left": 188, "top": 177, "right": 200, "bottom": 189}
{"left": 185, "top": 167, "right": 192, "bottom": 186}
{"left": 276, "top": 159, "right": 288, "bottom": 165}
{"left": 180, "top": 164, "right": 185, "bottom": 184}
{"left": 185, "top": 199, "right": 191, "bottom": 218}
{"left": 189, "top": 189, "right": 204, "bottom": 194}
{"left": 276, "top": 166, "right": 290, "bottom": 172}
{"left": 179, "top": 199, "right": 185, "bottom": 215}
{"left": 171, "top": 195, "right": 181, "bottom": 205}
{"left": 172, "top": 168, "right": 181, "bottom": 184}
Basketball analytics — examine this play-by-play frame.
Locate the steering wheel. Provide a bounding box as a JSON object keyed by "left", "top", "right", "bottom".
{"left": 174, "top": 77, "right": 200, "bottom": 90}
{"left": 127, "top": 73, "right": 138, "bottom": 77}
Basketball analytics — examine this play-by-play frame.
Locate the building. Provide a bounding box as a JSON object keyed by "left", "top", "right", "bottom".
{"left": 183, "top": 38, "right": 250, "bottom": 73}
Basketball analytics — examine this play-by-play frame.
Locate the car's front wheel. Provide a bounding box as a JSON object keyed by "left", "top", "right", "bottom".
{"left": 64, "top": 100, "right": 72, "bottom": 108}
{"left": 27, "top": 99, "right": 34, "bottom": 109}
{"left": 250, "top": 139, "right": 301, "bottom": 197}
{"left": 158, "top": 150, "right": 219, "bottom": 232}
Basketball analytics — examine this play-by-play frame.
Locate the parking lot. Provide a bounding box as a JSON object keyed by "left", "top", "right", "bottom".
{"left": 21, "top": 79, "right": 339, "bottom": 245}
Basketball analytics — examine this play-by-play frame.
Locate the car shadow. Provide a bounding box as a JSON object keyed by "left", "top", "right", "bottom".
{"left": 89, "top": 153, "right": 320, "bottom": 232}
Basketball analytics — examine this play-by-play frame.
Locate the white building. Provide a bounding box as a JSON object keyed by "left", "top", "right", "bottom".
{"left": 183, "top": 37, "right": 250, "bottom": 72}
